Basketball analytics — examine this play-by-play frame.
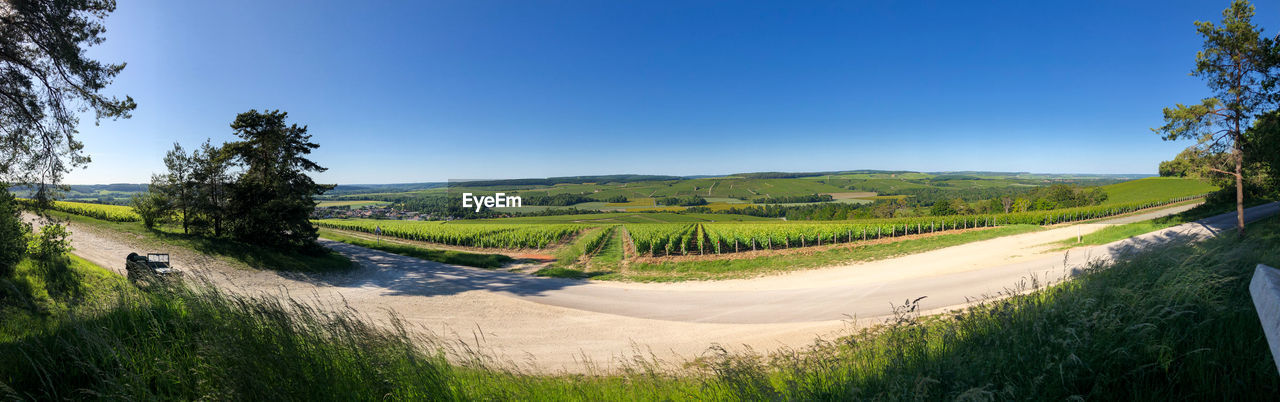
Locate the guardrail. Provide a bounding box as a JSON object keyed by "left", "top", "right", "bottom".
{"left": 1250, "top": 264, "right": 1280, "bottom": 375}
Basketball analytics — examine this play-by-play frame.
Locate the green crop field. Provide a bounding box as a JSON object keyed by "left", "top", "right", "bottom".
{"left": 312, "top": 219, "right": 586, "bottom": 249}
{"left": 18, "top": 199, "right": 140, "bottom": 222}
{"left": 458, "top": 212, "right": 778, "bottom": 224}
{"left": 625, "top": 195, "right": 1203, "bottom": 257}
{"left": 1099, "top": 177, "right": 1216, "bottom": 205}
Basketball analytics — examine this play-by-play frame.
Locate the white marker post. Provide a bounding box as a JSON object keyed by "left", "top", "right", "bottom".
{"left": 1250, "top": 264, "right": 1280, "bottom": 375}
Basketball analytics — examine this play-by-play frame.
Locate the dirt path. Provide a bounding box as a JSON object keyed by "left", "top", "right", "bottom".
{"left": 36, "top": 202, "right": 1277, "bottom": 374}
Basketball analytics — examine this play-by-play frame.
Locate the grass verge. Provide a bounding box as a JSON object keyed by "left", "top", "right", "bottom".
{"left": 36, "top": 210, "right": 353, "bottom": 272}
{"left": 3, "top": 216, "right": 1277, "bottom": 399}
{"left": 534, "top": 227, "right": 615, "bottom": 279}
{"left": 600, "top": 224, "right": 1044, "bottom": 282}
{"left": 0, "top": 255, "right": 133, "bottom": 343}
{"left": 318, "top": 228, "right": 512, "bottom": 269}
{"left": 1055, "top": 198, "right": 1272, "bottom": 249}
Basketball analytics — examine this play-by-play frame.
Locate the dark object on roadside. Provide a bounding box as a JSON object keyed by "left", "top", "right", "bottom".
{"left": 125, "top": 252, "right": 178, "bottom": 283}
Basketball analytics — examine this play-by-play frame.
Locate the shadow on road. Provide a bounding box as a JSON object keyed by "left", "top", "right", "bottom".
{"left": 277, "top": 240, "right": 583, "bottom": 298}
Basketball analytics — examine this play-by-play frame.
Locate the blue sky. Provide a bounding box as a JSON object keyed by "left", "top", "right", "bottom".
{"left": 67, "top": 0, "right": 1280, "bottom": 184}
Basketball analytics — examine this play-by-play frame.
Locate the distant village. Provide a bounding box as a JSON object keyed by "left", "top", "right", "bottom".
{"left": 311, "top": 205, "right": 434, "bottom": 221}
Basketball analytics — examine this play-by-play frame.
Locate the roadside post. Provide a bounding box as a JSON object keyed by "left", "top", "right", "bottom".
{"left": 1250, "top": 264, "right": 1280, "bottom": 375}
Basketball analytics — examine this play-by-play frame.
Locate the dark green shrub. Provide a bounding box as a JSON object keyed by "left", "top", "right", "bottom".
{"left": 0, "top": 188, "right": 30, "bottom": 277}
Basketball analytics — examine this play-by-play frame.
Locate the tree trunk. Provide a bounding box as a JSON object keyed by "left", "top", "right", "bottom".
{"left": 1234, "top": 142, "right": 1245, "bottom": 236}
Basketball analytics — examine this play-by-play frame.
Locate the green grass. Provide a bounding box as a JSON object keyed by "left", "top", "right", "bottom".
{"left": 598, "top": 224, "right": 1045, "bottom": 282}
{"left": 534, "top": 226, "right": 618, "bottom": 278}
{"left": 317, "top": 229, "right": 512, "bottom": 269}
{"left": 1063, "top": 221, "right": 1181, "bottom": 248}
{"left": 1100, "top": 177, "right": 1217, "bottom": 205}
{"left": 4, "top": 216, "right": 1276, "bottom": 399}
{"left": 1056, "top": 197, "right": 1268, "bottom": 248}
{"left": 586, "top": 226, "right": 625, "bottom": 272}
{"left": 0, "top": 255, "right": 134, "bottom": 343}
{"left": 43, "top": 210, "right": 354, "bottom": 273}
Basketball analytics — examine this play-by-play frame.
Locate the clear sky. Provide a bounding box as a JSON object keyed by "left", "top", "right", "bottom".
{"left": 65, "top": 0, "right": 1280, "bottom": 184}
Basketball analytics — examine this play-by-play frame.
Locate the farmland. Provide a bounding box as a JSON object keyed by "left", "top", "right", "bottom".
{"left": 18, "top": 199, "right": 140, "bottom": 222}
{"left": 31, "top": 176, "right": 1218, "bottom": 278}
{"left": 312, "top": 189, "right": 1206, "bottom": 278}
{"left": 311, "top": 219, "right": 588, "bottom": 249}
{"left": 323, "top": 171, "right": 1165, "bottom": 219}
{"left": 623, "top": 195, "right": 1204, "bottom": 257}
{"left": 1098, "top": 177, "right": 1218, "bottom": 204}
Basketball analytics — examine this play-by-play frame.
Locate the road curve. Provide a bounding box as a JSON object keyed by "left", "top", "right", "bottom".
{"left": 322, "top": 202, "right": 1278, "bottom": 324}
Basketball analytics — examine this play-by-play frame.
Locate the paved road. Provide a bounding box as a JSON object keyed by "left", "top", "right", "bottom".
{"left": 324, "top": 202, "right": 1277, "bottom": 324}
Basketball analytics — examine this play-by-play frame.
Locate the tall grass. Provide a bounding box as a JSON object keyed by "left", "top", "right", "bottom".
{"left": 2, "top": 278, "right": 457, "bottom": 400}
{"left": 3, "top": 217, "right": 1278, "bottom": 400}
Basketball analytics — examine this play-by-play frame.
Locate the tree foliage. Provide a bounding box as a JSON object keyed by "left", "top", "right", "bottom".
{"left": 130, "top": 189, "right": 170, "bottom": 229}
{"left": 191, "top": 141, "right": 233, "bottom": 236}
{"left": 225, "top": 110, "right": 333, "bottom": 251}
{"left": 1153, "top": 0, "right": 1279, "bottom": 234}
{"left": 1245, "top": 110, "right": 1280, "bottom": 191}
{"left": 152, "top": 144, "right": 194, "bottom": 233}
{"left": 0, "top": 187, "right": 31, "bottom": 276}
{"left": 0, "top": 0, "right": 135, "bottom": 203}
{"left": 657, "top": 195, "right": 707, "bottom": 207}
{"left": 1158, "top": 148, "right": 1205, "bottom": 178}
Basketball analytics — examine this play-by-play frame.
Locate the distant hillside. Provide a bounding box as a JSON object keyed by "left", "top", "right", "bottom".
{"left": 9, "top": 184, "right": 148, "bottom": 205}
{"left": 731, "top": 170, "right": 914, "bottom": 179}
{"left": 328, "top": 182, "right": 447, "bottom": 196}
{"left": 9, "top": 183, "right": 148, "bottom": 193}
{"left": 453, "top": 175, "right": 686, "bottom": 188}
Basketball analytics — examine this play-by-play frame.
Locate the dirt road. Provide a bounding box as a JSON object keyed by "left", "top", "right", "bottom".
{"left": 41, "top": 202, "right": 1278, "bottom": 373}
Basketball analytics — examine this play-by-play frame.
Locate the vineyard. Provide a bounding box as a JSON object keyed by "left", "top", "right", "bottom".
{"left": 312, "top": 219, "right": 588, "bottom": 249}
{"left": 17, "top": 199, "right": 141, "bottom": 222}
{"left": 623, "top": 195, "right": 1205, "bottom": 256}
{"left": 26, "top": 191, "right": 1207, "bottom": 259}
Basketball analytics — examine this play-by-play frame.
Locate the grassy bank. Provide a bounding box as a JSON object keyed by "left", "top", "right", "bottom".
{"left": 599, "top": 224, "right": 1044, "bottom": 282}
{"left": 0, "top": 255, "right": 133, "bottom": 343}
{"left": 317, "top": 228, "right": 512, "bottom": 268}
{"left": 1056, "top": 198, "right": 1272, "bottom": 249}
{"left": 3, "top": 216, "right": 1279, "bottom": 399}
{"left": 34, "top": 210, "right": 352, "bottom": 272}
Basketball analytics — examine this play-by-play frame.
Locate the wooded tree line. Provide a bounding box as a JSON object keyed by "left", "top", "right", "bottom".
{"left": 751, "top": 194, "right": 835, "bottom": 204}
{"left": 521, "top": 193, "right": 595, "bottom": 206}
{"left": 882, "top": 187, "right": 1035, "bottom": 207}
{"left": 658, "top": 195, "right": 708, "bottom": 207}
{"left": 134, "top": 110, "right": 332, "bottom": 251}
